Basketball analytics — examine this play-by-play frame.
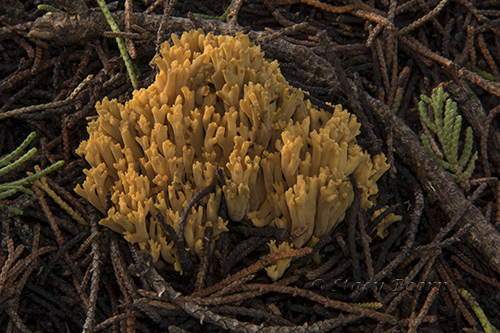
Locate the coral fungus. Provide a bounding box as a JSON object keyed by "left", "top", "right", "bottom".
{"left": 75, "top": 29, "right": 390, "bottom": 277}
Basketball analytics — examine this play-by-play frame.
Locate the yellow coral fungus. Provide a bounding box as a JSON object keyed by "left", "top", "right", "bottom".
{"left": 265, "top": 240, "right": 294, "bottom": 281}
{"left": 75, "top": 29, "right": 389, "bottom": 276}
{"left": 371, "top": 206, "right": 403, "bottom": 239}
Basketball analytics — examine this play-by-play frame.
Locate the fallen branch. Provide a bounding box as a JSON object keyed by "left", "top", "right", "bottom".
{"left": 26, "top": 11, "right": 234, "bottom": 46}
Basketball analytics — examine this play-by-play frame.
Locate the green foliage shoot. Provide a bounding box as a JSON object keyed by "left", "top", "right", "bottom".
{"left": 37, "top": 4, "right": 65, "bottom": 13}
{"left": 0, "top": 132, "right": 65, "bottom": 214}
{"left": 418, "top": 87, "right": 477, "bottom": 189}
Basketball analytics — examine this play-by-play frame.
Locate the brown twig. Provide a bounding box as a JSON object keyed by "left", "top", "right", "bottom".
{"left": 407, "top": 285, "right": 440, "bottom": 333}
{"left": 32, "top": 186, "right": 65, "bottom": 247}
{"left": 157, "top": 213, "right": 193, "bottom": 273}
{"left": 305, "top": 254, "right": 340, "bottom": 281}
{"left": 459, "top": 68, "right": 500, "bottom": 98}
{"left": 351, "top": 188, "right": 424, "bottom": 299}
{"left": 358, "top": 213, "right": 379, "bottom": 300}
{"left": 397, "top": 0, "right": 448, "bottom": 35}
{"left": 300, "top": 0, "right": 360, "bottom": 14}
{"left": 102, "top": 31, "right": 153, "bottom": 40}
{"left": 496, "top": 181, "right": 500, "bottom": 227}
{"left": 480, "top": 105, "right": 500, "bottom": 177}
{"left": 124, "top": 0, "right": 136, "bottom": 59}
{"left": 145, "top": 0, "right": 168, "bottom": 15}
{"left": 436, "top": 258, "right": 478, "bottom": 328}
{"left": 91, "top": 312, "right": 143, "bottom": 332}
{"left": 476, "top": 33, "right": 500, "bottom": 79}
{"left": 156, "top": 0, "right": 178, "bottom": 50}
{"left": 30, "top": 45, "right": 43, "bottom": 75}
{"left": 374, "top": 38, "right": 391, "bottom": 102}
{"left": 398, "top": 35, "right": 455, "bottom": 68}
{"left": 227, "top": 0, "right": 244, "bottom": 25}
{"left": 65, "top": 44, "right": 93, "bottom": 91}
{"left": 233, "top": 283, "right": 398, "bottom": 324}
{"left": 191, "top": 247, "right": 313, "bottom": 298}
{"left": 194, "top": 226, "right": 213, "bottom": 292}
{"left": 82, "top": 212, "right": 104, "bottom": 333}
{"left": 366, "top": 24, "right": 383, "bottom": 48}
{"left": 258, "top": 22, "right": 310, "bottom": 44}
{"left": 450, "top": 255, "right": 500, "bottom": 288}
{"left": 467, "top": 25, "right": 477, "bottom": 72}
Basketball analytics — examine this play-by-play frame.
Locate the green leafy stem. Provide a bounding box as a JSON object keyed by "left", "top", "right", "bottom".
{"left": 419, "top": 87, "right": 477, "bottom": 188}
{"left": 95, "top": 0, "right": 138, "bottom": 89}
{"left": 0, "top": 132, "right": 64, "bottom": 214}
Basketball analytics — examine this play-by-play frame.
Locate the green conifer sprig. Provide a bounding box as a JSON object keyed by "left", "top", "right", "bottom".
{"left": 418, "top": 87, "right": 477, "bottom": 189}
{"left": 37, "top": 4, "right": 65, "bottom": 12}
{"left": 461, "top": 289, "right": 500, "bottom": 333}
{"left": 95, "top": 0, "right": 138, "bottom": 89}
{"left": 0, "top": 132, "right": 64, "bottom": 214}
{"left": 0, "top": 132, "right": 36, "bottom": 168}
